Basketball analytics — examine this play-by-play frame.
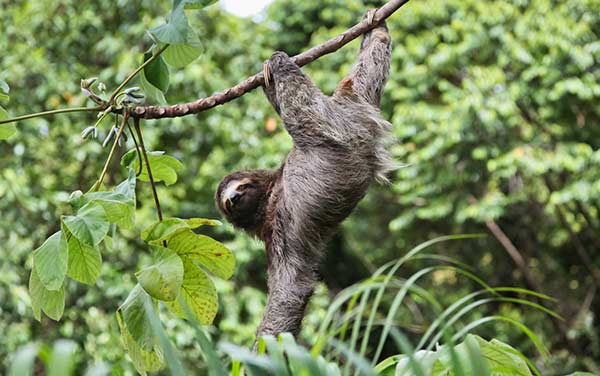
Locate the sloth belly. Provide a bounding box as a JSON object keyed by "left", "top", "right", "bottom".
{"left": 283, "top": 146, "right": 373, "bottom": 227}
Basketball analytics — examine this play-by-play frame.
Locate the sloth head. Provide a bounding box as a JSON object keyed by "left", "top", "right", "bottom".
{"left": 215, "top": 170, "right": 275, "bottom": 235}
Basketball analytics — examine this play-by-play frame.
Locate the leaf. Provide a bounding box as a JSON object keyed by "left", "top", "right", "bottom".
{"left": 181, "top": 0, "right": 219, "bottom": 9}
{"left": 168, "top": 230, "right": 235, "bottom": 279}
{"left": 62, "top": 201, "right": 109, "bottom": 246}
{"left": 65, "top": 227, "right": 102, "bottom": 285}
{"left": 143, "top": 51, "right": 170, "bottom": 92}
{"left": 83, "top": 188, "right": 135, "bottom": 230}
{"left": 149, "top": 5, "right": 189, "bottom": 45}
{"left": 29, "top": 267, "right": 65, "bottom": 321}
{"left": 140, "top": 68, "right": 167, "bottom": 105}
{"left": 136, "top": 246, "right": 183, "bottom": 301}
{"left": 0, "top": 106, "right": 17, "bottom": 140}
{"left": 116, "top": 310, "right": 164, "bottom": 375}
{"left": 142, "top": 217, "right": 221, "bottom": 244}
{"left": 162, "top": 31, "right": 202, "bottom": 68}
{"left": 32, "top": 231, "right": 68, "bottom": 290}
{"left": 117, "top": 284, "right": 158, "bottom": 351}
{"left": 166, "top": 257, "right": 218, "bottom": 325}
{"left": 130, "top": 151, "right": 183, "bottom": 186}
{"left": 0, "top": 78, "right": 9, "bottom": 100}
{"left": 48, "top": 340, "right": 78, "bottom": 376}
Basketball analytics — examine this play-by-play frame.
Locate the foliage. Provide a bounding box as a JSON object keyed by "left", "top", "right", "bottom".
{"left": 0, "top": 0, "right": 599, "bottom": 374}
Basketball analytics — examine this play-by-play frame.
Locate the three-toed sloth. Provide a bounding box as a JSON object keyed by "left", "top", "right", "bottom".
{"left": 216, "top": 12, "right": 393, "bottom": 344}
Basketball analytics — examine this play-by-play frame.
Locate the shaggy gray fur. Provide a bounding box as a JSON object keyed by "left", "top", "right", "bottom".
{"left": 215, "top": 14, "right": 393, "bottom": 347}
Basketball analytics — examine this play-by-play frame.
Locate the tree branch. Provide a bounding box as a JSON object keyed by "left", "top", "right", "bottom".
{"left": 132, "top": 0, "right": 411, "bottom": 119}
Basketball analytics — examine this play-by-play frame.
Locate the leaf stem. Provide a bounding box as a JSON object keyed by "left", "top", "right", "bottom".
{"left": 0, "top": 106, "right": 103, "bottom": 125}
{"left": 109, "top": 44, "right": 169, "bottom": 104}
{"left": 133, "top": 117, "right": 163, "bottom": 222}
{"left": 93, "top": 113, "right": 129, "bottom": 191}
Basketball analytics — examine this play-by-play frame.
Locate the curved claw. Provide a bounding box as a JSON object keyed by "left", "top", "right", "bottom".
{"left": 365, "top": 8, "right": 378, "bottom": 26}
{"left": 263, "top": 61, "right": 271, "bottom": 88}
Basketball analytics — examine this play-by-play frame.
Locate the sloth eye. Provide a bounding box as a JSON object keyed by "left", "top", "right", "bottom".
{"left": 238, "top": 183, "right": 251, "bottom": 190}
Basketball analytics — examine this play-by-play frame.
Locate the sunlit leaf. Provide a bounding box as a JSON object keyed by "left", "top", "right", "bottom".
{"left": 142, "top": 217, "right": 221, "bottom": 244}
{"left": 0, "top": 78, "right": 9, "bottom": 100}
{"left": 62, "top": 201, "right": 109, "bottom": 246}
{"left": 168, "top": 230, "right": 235, "bottom": 279}
{"left": 65, "top": 227, "right": 102, "bottom": 285}
{"left": 8, "top": 344, "right": 39, "bottom": 376}
{"left": 0, "top": 106, "right": 16, "bottom": 140}
{"left": 123, "top": 150, "right": 183, "bottom": 186}
{"left": 83, "top": 191, "right": 135, "bottom": 229}
{"left": 136, "top": 246, "right": 183, "bottom": 301}
{"left": 166, "top": 257, "right": 218, "bottom": 325}
{"left": 47, "top": 340, "right": 78, "bottom": 376}
{"left": 32, "top": 231, "right": 68, "bottom": 290}
{"left": 117, "top": 284, "right": 158, "bottom": 351}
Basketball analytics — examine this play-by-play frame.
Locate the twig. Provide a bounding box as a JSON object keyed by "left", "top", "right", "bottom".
{"left": 0, "top": 106, "right": 103, "bottom": 125}
{"left": 132, "top": 0, "right": 411, "bottom": 119}
{"left": 133, "top": 117, "right": 163, "bottom": 222}
{"left": 93, "top": 113, "right": 129, "bottom": 191}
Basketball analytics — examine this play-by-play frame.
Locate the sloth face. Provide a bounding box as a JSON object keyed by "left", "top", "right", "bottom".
{"left": 215, "top": 170, "right": 274, "bottom": 233}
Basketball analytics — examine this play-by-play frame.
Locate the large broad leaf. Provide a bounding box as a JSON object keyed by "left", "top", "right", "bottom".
{"left": 128, "top": 151, "right": 183, "bottom": 186}
{"left": 64, "top": 227, "right": 102, "bottom": 285}
{"left": 149, "top": 5, "right": 189, "bottom": 45}
{"left": 29, "top": 267, "right": 65, "bottom": 321}
{"left": 117, "top": 284, "right": 159, "bottom": 351}
{"left": 0, "top": 106, "right": 16, "bottom": 140}
{"left": 116, "top": 310, "right": 164, "bottom": 374}
{"left": 142, "top": 217, "right": 221, "bottom": 244}
{"left": 166, "top": 257, "right": 218, "bottom": 325}
{"left": 84, "top": 191, "right": 135, "bottom": 229}
{"left": 143, "top": 51, "right": 170, "bottom": 92}
{"left": 136, "top": 246, "right": 183, "bottom": 301}
{"left": 168, "top": 230, "right": 235, "bottom": 279}
{"left": 62, "top": 201, "right": 109, "bottom": 246}
{"left": 32, "top": 231, "right": 68, "bottom": 290}
{"left": 161, "top": 31, "right": 202, "bottom": 68}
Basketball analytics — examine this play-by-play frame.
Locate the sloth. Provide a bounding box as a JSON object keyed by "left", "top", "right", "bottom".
{"left": 216, "top": 12, "right": 393, "bottom": 342}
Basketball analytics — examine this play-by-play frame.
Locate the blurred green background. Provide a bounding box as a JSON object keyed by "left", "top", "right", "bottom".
{"left": 1, "top": 0, "right": 599, "bottom": 374}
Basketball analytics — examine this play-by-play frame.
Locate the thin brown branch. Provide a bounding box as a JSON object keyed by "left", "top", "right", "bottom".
{"left": 131, "top": 0, "right": 411, "bottom": 119}
{"left": 133, "top": 118, "right": 164, "bottom": 222}
{"left": 484, "top": 219, "right": 540, "bottom": 292}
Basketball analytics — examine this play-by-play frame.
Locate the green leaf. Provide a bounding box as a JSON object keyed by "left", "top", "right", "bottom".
{"left": 166, "top": 257, "right": 218, "bottom": 325}
{"left": 29, "top": 267, "right": 65, "bottom": 321}
{"left": 65, "top": 227, "right": 102, "bottom": 285}
{"left": 162, "top": 31, "right": 202, "bottom": 68}
{"left": 62, "top": 201, "right": 109, "bottom": 246}
{"left": 140, "top": 68, "right": 167, "bottom": 105}
{"left": 136, "top": 246, "right": 184, "bottom": 301}
{"left": 0, "top": 78, "right": 9, "bottom": 99}
{"left": 131, "top": 151, "right": 183, "bottom": 186}
{"left": 0, "top": 106, "right": 17, "bottom": 140}
{"left": 117, "top": 284, "right": 158, "bottom": 351}
{"left": 168, "top": 230, "right": 235, "bottom": 279}
{"left": 32, "top": 231, "right": 68, "bottom": 290}
{"left": 116, "top": 309, "right": 164, "bottom": 374}
{"left": 142, "top": 217, "right": 221, "bottom": 244}
{"left": 83, "top": 189, "right": 135, "bottom": 230}
{"left": 143, "top": 51, "right": 170, "bottom": 92}
{"left": 149, "top": 5, "right": 189, "bottom": 45}
{"left": 181, "top": 0, "right": 219, "bottom": 9}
